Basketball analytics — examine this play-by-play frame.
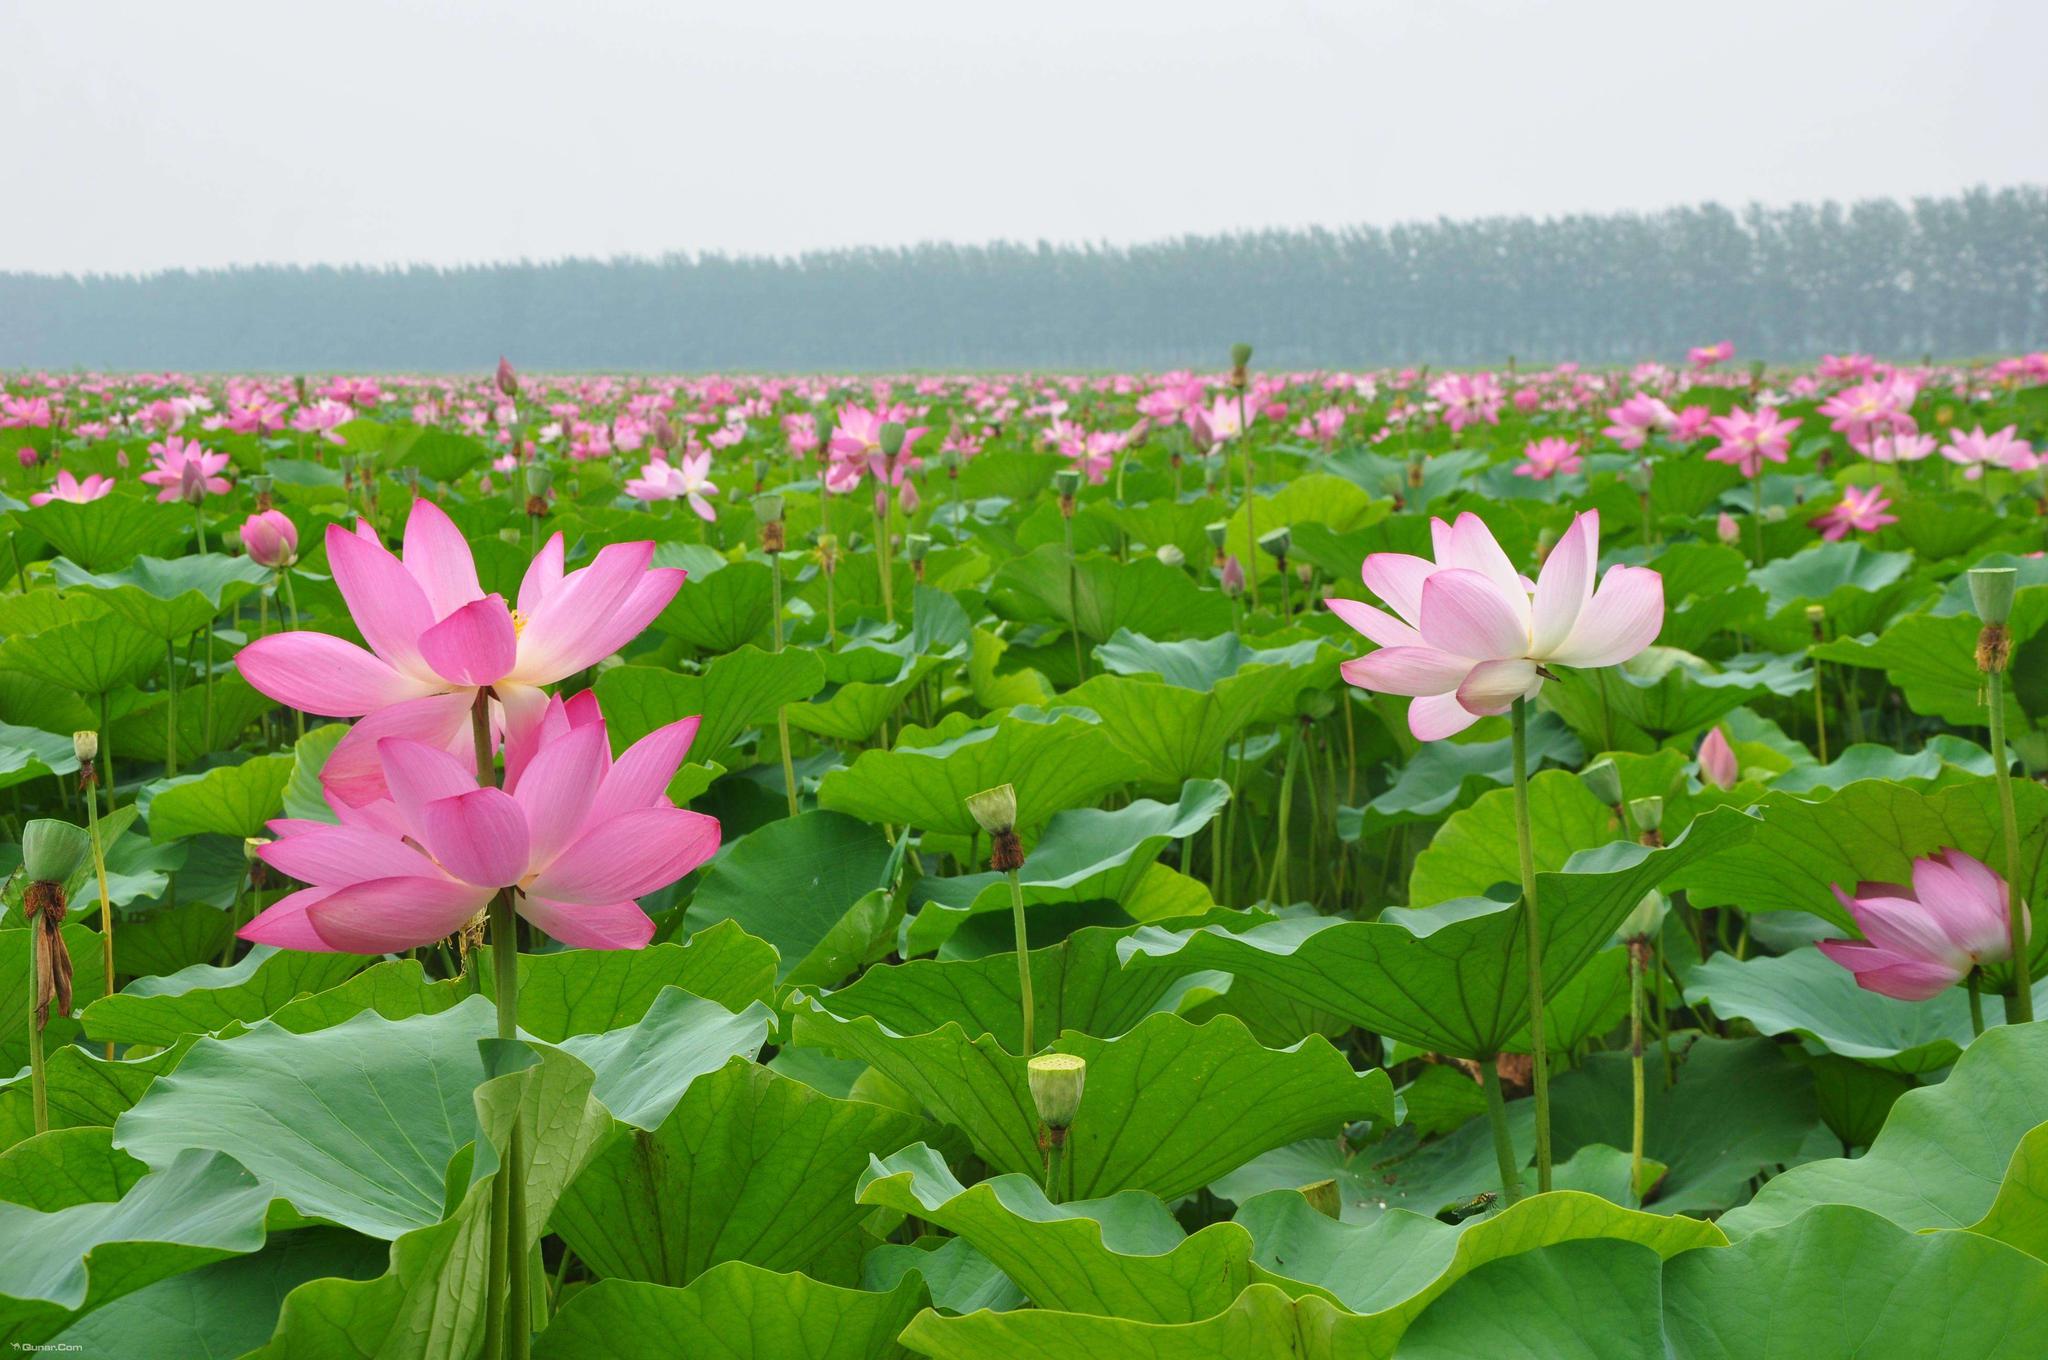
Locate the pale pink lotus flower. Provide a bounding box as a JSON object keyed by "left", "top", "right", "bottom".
{"left": 1697, "top": 726, "right": 1737, "bottom": 789}
{"left": 1941, "top": 424, "right": 2037, "bottom": 480}
{"left": 1688, "top": 341, "right": 1735, "bottom": 369}
{"left": 1196, "top": 394, "right": 1254, "bottom": 444}
{"left": 1813, "top": 485, "right": 1897, "bottom": 541}
{"left": 1715, "top": 512, "right": 1741, "bottom": 545}
{"left": 1668, "top": 405, "right": 1713, "bottom": 443}
{"left": 240, "top": 509, "right": 299, "bottom": 567}
{"left": 1819, "top": 377, "right": 1918, "bottom": 445}
{"left": 1818, "top": 849, "right": 2029, "bottom": 1001}
{"left": 235, "top": 499, "right": 683, "bottom": 808}
{"left": 782, "top": 412, "right": 820, "bottom": 457}
{"left": 291, "top": 399, "right": 353, "bottom": 444}
{"left": 0, "top": 395, "right": 54, "bottom": 428}
{"left": 1602, "top": 394, "right": 1676, "bottom": 451}
{"left": 28, "top": 469, "right": 115, "bottom": 506}
{"left": 1704, "top": 406, "right": 1802, "bottom": 477}
{"left": 1428, "top": 373, "right": 1504, "bottom": 432}
{"left": 140, "top": 435, "right": 232, "bottom": 503}
{"left": 1328, "top": 510, "right": 1664, "bottom": 740}
{"left": 1819, "top": 354, "right": 1879, "bottom": 382}
{"left": 624, "top": 451, "right": 720, "bottom": 520}
{"left": 240, "top": 705, "right": 718, "bottom": 953}
{"left": 1858, "top": 431, "right": 1936, "bottom": 464}
{"left": 1514, "top": 437, "right": 1583, "bottom": 480}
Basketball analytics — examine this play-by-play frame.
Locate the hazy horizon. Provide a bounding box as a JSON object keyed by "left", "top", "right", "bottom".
{"left": 7, "top": 0, "right": 2047, "bottom": 277}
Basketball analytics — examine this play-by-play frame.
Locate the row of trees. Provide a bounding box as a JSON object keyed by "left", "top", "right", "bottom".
{"left": 4, "top": 187, "right": 2043, "bottom": 371}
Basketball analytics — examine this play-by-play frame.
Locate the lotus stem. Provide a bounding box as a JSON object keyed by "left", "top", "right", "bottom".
{"left": 1264, "top": 722, "right": 1303, "bottom": 905}
{"left": 1987, "top": 668, "right": 2031, "bottom": 1022}
{"left": 163, "top": 643, "right": 178, "bottom": 777}
{"left": 1750, "top": 466, "right": 1764, "bottom": 565}
{"left": 1511, "top": 696, "right": 1553, "bottom": 1192}
{"left": 769, "top": 554, "right": 799, "bottom": 818}
{"left": 1480, "top": 1056, "right": 1519, "bottom": 1204}
{"left": 1008, "top": 868, "right": 1035, "bottom": 1057}
{"left": 26, "top": 917, "right": 47, "bottom": 1136}
{"left": 1629, "top": 939, "right": 1647, "bottom": 1200}
{"left": 1968, "top": 967, "right": 1985, "bottom": 1036}
{"left": 84, "top": 769, "right": 115, "bottom": 1058}
{"left": 279, "top": 568, "right": 306, "bottom": 740}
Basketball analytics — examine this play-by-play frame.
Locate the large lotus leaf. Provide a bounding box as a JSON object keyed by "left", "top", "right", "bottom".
{"left": 1061, "top": 673, "right": 1258, "bottom": 792}
{"left": 554, "top": 1056, "right": 927, "bottom": 1287}
{"left": 1720, "top": 1018, "right": 2048, "bottom": 1240}
{"left": 51, "top": 1227, "right": 386, "bottom": 1358}
{"left": 1093, "top": 629, "right": 1341, "bottom": 713}
{"left": 145, "top": 751, "right": 295, "bottom": 840}
{"left": 20, "top": 495, "right": 192, "bottom": 571}
{"left": 0, "top": 1041, "right": 192, "bottom": 1149}
{"left": 54, "top": 554, "right": 273, "bottom": 640}
{"left": 1668, "top": 779, "right": 2048, "bottom": 950}
{"left": 1339, "top": 713, "right": 1583, "bottom": 840}
{"left": 1812, "top": 583, "right": 2048, "bottom": 728}
{"left": 653, "top": 558, "right": 774, "bottom": 652}
{"left": 82, "top": 944, "right": 365, "bottom": 1046}
{"left": 1544, "top": 1036, "right": 1820, "bottom": 1215}
{"left": 1407, "top": 768, "right": 1619, "bottom": 906}
{"left": 818, "top": 714, "right": 1141, "bottom": 836}
{"left": 858, "top": 1143, "right": 1252, "bottom": 1322}
{"left": 690, "top": 810, "right": 893, "bottom": 982}
{"left": 891, "top": 1282, "right": 1365, "bottom": 1360}
{"left": 906, "top": 780, "right": 1228, "bottom": 954}
{"left": 1386, "top": 1237, "right": 1664, "bottom": 1360}
{"left": 266, "top": 921, "right": 779, "bottom": 1037}
{"left": 791, "top": 1006, "right": 1394, "bottom": 1200}
{"left": 1235, "top": 1187, "right": 1717, "bottom": 1336}
{"left": 280, "top": 720, "right": 348, "bottom": 822}
{"left": 1121, "top": 806, "right": 1755, "bottom": 1058}
{"left": 990, "top": 544, "right": 1232, "bottom": 643}
{"left": 1681, "top": 946, "right": 2045, "bottom": 1074}
{"left": 1218, "top": 473, "right": 1390, "bottom": 569}
{"left": 594, "top": 646, "right": 826, "bottom": 764}
{"left": 786, "top": 646, "right": 951, "bottom": 744}
{"left": 382, "top": 427, "right": 495, "bottom": 481}
{"left": 1545, "top": 648, "right": 1810, "bottom": 748}
{"left": 1662, "top": 1204, "right": 2048, "bottom": 1359}
{"left": 533, "top": 1266, "right": 926, "bottom": 1360}
{"left": 248, "top": 1041, "right": 615, "bottom": 1360}
{"left": 113, "top": 989, "right": 771, "bottom": 1237}
{"left": 1767, "top": 735, "right": 1993, "bottom": 794}
{"left": 1965, "top": 1122, "right": 2048, "bottom": 1263}
{"left": 819, "top": 919, "right": 1214, "bottom": 1052}
{"left": 0, "top": 720, "right": 79, "bottom": 792}
{"left": 1326, "top": 446, "right": 1488, "bottom": 509}
{"left": 1750, "top": 540, "right": 1916, "bottom": 637}
{"left": 862, "top": 1236, "right": 1022, "bottom": 1316}
{"left": 0, "top": 613, "right": 159, "bottom": 697}
{"left": 967, "top": 625, "right": 1053, "bottom": 711}
{"left": 0, "top": 921, "right": 107, "bottom": 1078}
{"left": 0, "top": 1146, "right": 272, "bottom": 1346}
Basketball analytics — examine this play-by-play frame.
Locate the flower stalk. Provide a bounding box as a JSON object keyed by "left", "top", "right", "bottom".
{"left": 1972, "top": 567, "right": 2031, "bottom": 1022}
{"left": 1512, "top": 696, "right": 1552, "bottom": 1192}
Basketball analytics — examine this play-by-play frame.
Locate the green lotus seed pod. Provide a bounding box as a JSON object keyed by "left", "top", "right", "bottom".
{"left": 1028, "top": 1053, "right": 1087, "bottom": 1130}
{"left": 965, "top": 784, "right": 1017, "bottom": 835}
{"left": 1970, "top": 567, "right": 2018, "bottom": 625}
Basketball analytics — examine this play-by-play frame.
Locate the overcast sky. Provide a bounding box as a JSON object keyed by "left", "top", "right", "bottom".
{"left": 5, "top": 0, "right": 2044, "bottom": 277}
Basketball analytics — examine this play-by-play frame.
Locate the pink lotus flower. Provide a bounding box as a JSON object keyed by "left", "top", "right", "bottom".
{"left": 1514, "top": 437, "right": 1582, "bottom": 480}
{"left": 1428, "top": 373, "right": 1504, "bottom": 433}
{"left": 1819, "top": 377, "right": 1918, "bottom": 446}
{"left": 1603, "top": 394, "right": 1676, "bottom": 451}
{"left": 1858, "top": 431, "right": 1935, "bottom": 464}
{"left": 1328, "top": 510, "right": 1664, "bottom": 740}
{"left": 236, "top": 499, "right": 684, "bottom": 808}
{"left": 1818, "top": 849, "right": 2029, "bottom": 1001}
{"left": 1704, "top": 406, "right": 1802, "bottom": 477}
{"left": 240, "top": 510, "right": 299, "bottom": 567}
{"left": 28, "top": 470, "right": 114, "bottom": 506}
{"left": 1697, "top": 726, "right": 1737, "bottom": 789}
{"left": 1812, "top": 485, "right": 1897, "bottom": 541}
{"left": 1715, "top": 512, "right": 1741, "bottom": 545}
{"left": 624, "top": 451, "right": 720, "bottom": 520}
{"left": 291, "top": 400, "right": 352, "bottom": 444}
{"left": 141, "top": 435, "right": 231, "bottom": 504}
{"left": 1688, "top": 341, "right": 1735, "bottom": 369}
{"left": 1941, "top": 424, "right": 2037, "bottom": 480}
{"left": 241, "top": 703, "right": 718, "bottom": 953}
{"left": 1194, "top": 394, "right": 1254, "bottom": 444}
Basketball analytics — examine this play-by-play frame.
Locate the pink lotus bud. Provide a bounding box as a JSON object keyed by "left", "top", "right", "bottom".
{"left": 240, "top": 510, "right": 299, "bottom": 568}
{"left": 1697, "top": 726, "right": 1737, "bottom": 789}
{"left": 898, "top": 479, "right": 920, "bottom": 514}
{"left": 1716, "top": 512, "right": 1740, "bottom": 545}
{"left": 1220, "top": 554, "right": 1245, "bottom": 597}
{"left": 495, "top": 357, "right": 519, "bottom": 398}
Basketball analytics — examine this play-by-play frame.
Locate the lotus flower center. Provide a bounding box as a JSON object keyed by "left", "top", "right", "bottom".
{"left": 510, "top": 609, "right": 528, "bottom": 638}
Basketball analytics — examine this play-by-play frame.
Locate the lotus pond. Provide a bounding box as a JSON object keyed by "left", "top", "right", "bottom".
{"left": 2, "top": 351, "right": 2047, "bottom": 1358}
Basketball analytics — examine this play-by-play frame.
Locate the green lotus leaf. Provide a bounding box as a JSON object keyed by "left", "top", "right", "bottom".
{"left": 594, "top": 646, "right": 826, "bottom": 766}
{"left": 990, "top": 545, "right": 1231, "bottom": 644}
{"left": 689, "top": 810, "right": 894, "bottom": 982}
{"left": 145, "top": 752, "right": 294, "bottom": 840}
{"left": 53, "top": 553, "right": 273, "bottom": 640}
{"left": 82, "top": 945, "right": 366, "bottom": 1047}
{"left": 20, "top": 495, "right": 192, "bottom": 572}
{"left": 533, "top": 1265, "right": 926, "bottom": 1360}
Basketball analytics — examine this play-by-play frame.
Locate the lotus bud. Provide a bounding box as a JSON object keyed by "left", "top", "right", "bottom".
{"left": 1028, "top": 1053, "right": 1086, "bottom": 1131}
{"left": 1716, "top": 512, "right": 1740, "bottom": 545}
{"left": 1155, "top": 543, "right": 1186, "bottom": 568}
{"left": 1805, "top": 604, "right": 1826, "bottom": 641}
{"left": 1220, "top": 555, "right": 1246, "bottom": 598}
{"left": 240, "top": 510, "right": 299, "bottom": 568}
{"left": 1628, "top": 796, "right": 1664, "bottom": 835}
{"left": 1257, "top": 526, "right": 1291, "bottom": 561}
{"left": 22, "top": 819, "right": 91, "bottom": 885}
{"left": 880, "top": 422, "right": 906, "bottom": 457}
{"left": 72, "top": 731, "right": 98, "bottom": 765}
{"left": 1618, "top": 890, "right": 1665, "bottom": 943}
{"left": 655, "top": 417, "right": 679, "bottom": 452}
{"left": 1204, "top": 520, "right": 1230, "bottom": 555}
{"left": 1698, "top": 727, "right": 1738, "bottom": 789}
{"left": 1579, "top": 758, "right": 1624, "bottom": 809}
{"left": 495, "top": 356, "right": 519, "bottom": 398}
{"left": 1298, "top": 1178, "right": 1342, "bottom": 1220}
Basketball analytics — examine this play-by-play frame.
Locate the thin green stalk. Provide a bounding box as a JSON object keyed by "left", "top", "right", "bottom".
{"left": 1008, "top": 868, "right": 1035, "bottom": 1056}
{"left": 491, "top": 888, "right": 530, "bottom": 1360}
{"left": 84, "top": 765, "right": 116, "bottom": 1058}
{"left": 27, "top": 932, "right": 47, "bottom": 1135}
{"left": 1749, "top": 466, "right": 1764, "bottom": 565}
{"left": 193, "top": 501, "right": 208, "bottom": 555}
{"left": 1628, "top": 943, "right": 1646, "bottom": 1200}
{"left": 1511, "top": 697, "right": 1553, "bottom": 1192}
{"left": 1988, "top": 667, "right": 2032, "bottom": 1022}
{"left": 1263, "top": 724, "right": 1303, "bottom": 905}
{"left": 279, "top": 569, "right": 306, "bottom": 740}
{"left": 163, "top": 643, "right": 179, "bottom": 777}
{"left": 877, "top": 497, "right": 894, "bottom": 626}
{"left": 1042, "top": 1136, "right": 1066, "bottom": 1204}
{"left": 1481, "top": 1057, "right": 1520, "bottom": 1204}
{"left": 769, "top": 555, "right": 798, "bottom": 818}
{"left": 1064, "top": 516, "right": 1085, "bottom": 681}
{"left": 1968, "top": 968, "right": 1985, "bottom": 1037}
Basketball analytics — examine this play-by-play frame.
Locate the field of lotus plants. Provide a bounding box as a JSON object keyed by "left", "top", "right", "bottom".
{"left": 3, "top": 344, "right": 2048, "bottom": 1357}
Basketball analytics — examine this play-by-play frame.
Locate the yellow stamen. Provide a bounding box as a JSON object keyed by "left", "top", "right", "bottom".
{"left": 510, "top": 609, "right": 528, "bottom": 637}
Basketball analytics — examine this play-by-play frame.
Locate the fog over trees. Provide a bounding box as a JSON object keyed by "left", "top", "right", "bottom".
{"left": 4, "top": 186, "right": 2042, "bottom": 371}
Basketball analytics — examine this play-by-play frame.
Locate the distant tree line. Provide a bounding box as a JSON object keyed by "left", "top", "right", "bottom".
{"left": 3, "top": 186, "right": 2043, "bottom": 372}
